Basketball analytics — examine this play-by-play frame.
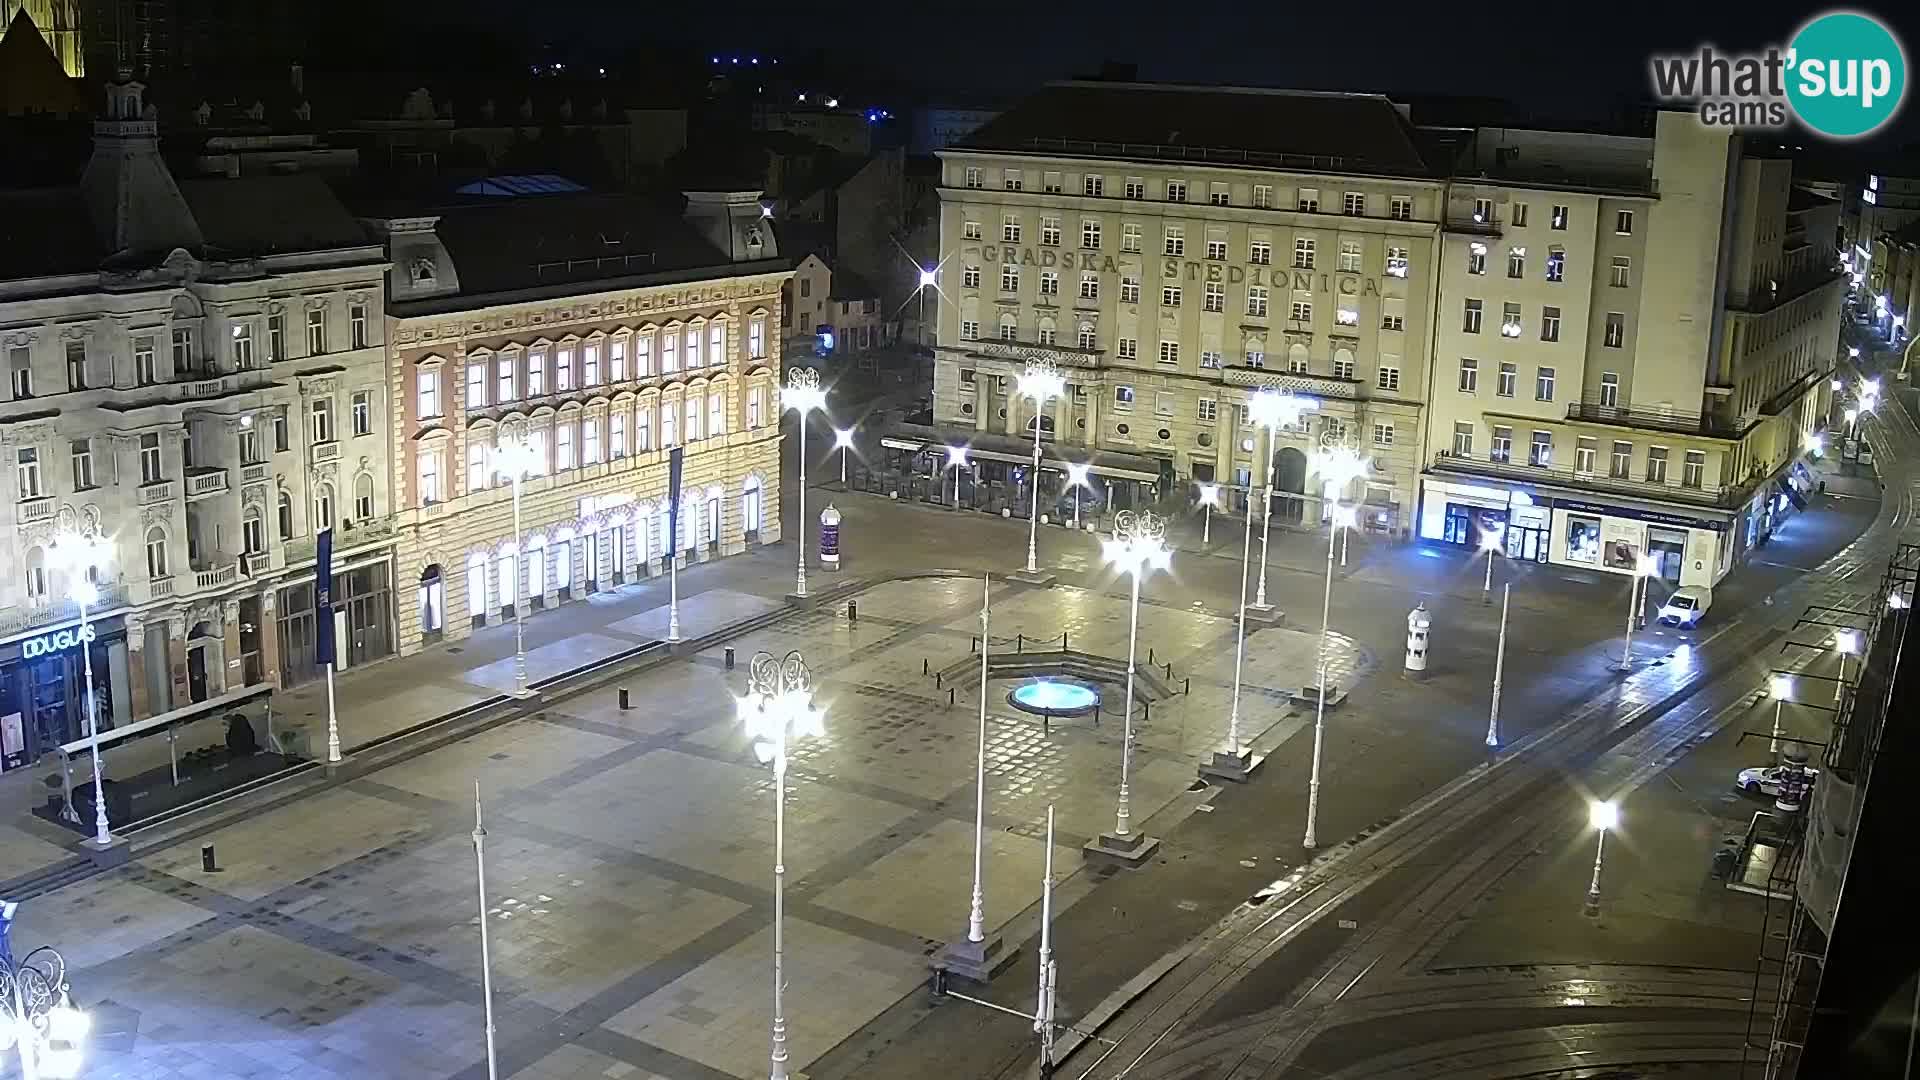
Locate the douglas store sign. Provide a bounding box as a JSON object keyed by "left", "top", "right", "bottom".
{"left": 21, "top": 624, "right": 97, "bottom": 660}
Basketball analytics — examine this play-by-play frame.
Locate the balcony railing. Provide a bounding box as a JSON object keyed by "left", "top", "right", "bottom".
{"left": 310, "top": 440, "right": 341, "bottom": 464}
{"left": 18, "top": 496, "right": 55, "bottom": 524}
{"left": 184, "top": 467, "right": 229, "bottom": 498}
{"left": 1564, "top": 400, "right": 1745, "bottom": 438}
{"left": 241, "top": 462, "right": 271, "bottom": 486}
{"left": 138, "top": 481, "right": 175, "bottom": 505}
{"left": 194, "top": 562, "right": 239, "bottom": 590}
{"left": 283, "top": 516, "right": 396, "bottom": 565}
{"left": 1222, "top": 365, "right": 1361, "bottom": 400}
{"left": 1430, "top": 450, "right": 1733, "bottom": 507}
{"left": 243, "top": 551, "right": 272, "bottom": 576}
{"left": 0, "top": 582, "right": 130, "bottom": 636}
{"left": 148, "top": 576, "right": 176, "bottom": 600}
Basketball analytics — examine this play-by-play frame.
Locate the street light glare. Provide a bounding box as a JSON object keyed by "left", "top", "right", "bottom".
{"left": 1770, "top": 673, "right": 1793, "bottom": 699}
{"left": 1835, "top": 629, "right": 1861, "bottom": 655}
{"left": 832, "top": 427, "right": 856, "bottom": 449}
{"left": 946, "top": 445, "right": 969, "bottom": 467}
{"left": 1247, "top": 389, "right": 1316, "bottom": 431}
{"left": 1589, "top": 800, "right": 1619, "bottom": 831}
{"left": 1065, "top": 462, "right": 1091, "bottom": 486}
{"left": 1891, "top": 591, "right": 1910, "bottom": 610}
{"left": 1198, "top": 483, "right": 1220, "bottom": 506}
{"left": 1636, "top": 554, "right": 1661, "bottom": 577}
{"left": 918, "top": 266, "right": 938, "bottom": 289}
{"left": 1330, "top": 504, "right": 1358, "bottom": 530}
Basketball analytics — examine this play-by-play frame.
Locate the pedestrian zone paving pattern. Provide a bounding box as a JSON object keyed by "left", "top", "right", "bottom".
{"left": 9, "top": 578, "right": 1367, "bottom": 1080}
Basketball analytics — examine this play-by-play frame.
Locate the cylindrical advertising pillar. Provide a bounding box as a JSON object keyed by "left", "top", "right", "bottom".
{"left": 1405, "top": 602, "right": 1431, "bottom": 677}
{"left": 819, "top": 505, "right": 843, "bottom": 571}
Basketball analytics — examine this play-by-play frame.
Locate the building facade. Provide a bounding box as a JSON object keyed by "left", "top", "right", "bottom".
{"left": 366, "top": 190, "right": 788, "bottom": 656}
{"left": 1422, "top": 114, "right": 1842, "bottom": 587}
{"left": 929, "top": 82, "right": 1446, "bottom": 531}
{"left": 0, "top": 77, "right": 391, "bottom": 771}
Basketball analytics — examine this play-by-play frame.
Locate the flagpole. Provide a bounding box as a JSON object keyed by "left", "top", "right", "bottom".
{"left": 325, "top": 662, "right": 340, "bottom": 763}
{"left": 668, "top": 448, "right": 684, "bottom": 643}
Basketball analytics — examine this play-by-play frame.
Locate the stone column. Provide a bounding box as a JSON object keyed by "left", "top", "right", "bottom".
{"left": 167, "top": 616, "right": 190, "bottom": 707}
{"left": 258, "top": 589, "right": 283, "bottom": 688}
{"left": 974, "top": 383, "right": 990, "bottom": 431}
{"left": 125, "top": 613, "right": 151, "bottom": 721}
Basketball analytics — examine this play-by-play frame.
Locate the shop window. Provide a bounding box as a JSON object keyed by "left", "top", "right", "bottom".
{"left": 1565, "top": 515, "right": 1601, "bottom": 564}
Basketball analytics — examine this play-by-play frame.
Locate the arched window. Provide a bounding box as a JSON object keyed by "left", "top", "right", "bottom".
{"left": 1036, "top": 316, "right": 1057, "bottom": 346}
{"left": 242, "top": 505, "right": 265, "bottom": 554}
{"left": 466, "top": 552, "right": 488, "bottom": 625}
{"left": 1077, "top": 322, "right": 1097, "bottom": 350}
{"left": 998, "top": 313, "right": 1018, "bottom": 341}
{"left": 1245, "top": 336, "right": 1267, "bottom": 368}
{"left": 277, "top": 490, "right": 295, "bottom": 539}
{"left": 741, "top": 477, "right": 763, "bottom": 537}
{"left": 355, "top": 472, "right": 375, "bottom": 521}
{"left": 1287, "top": 342, "right": 1310, "bottom": 373}
{"left": 145, "top": 526, "right": 169, "bottom": 578}
{"left": 313, "top": 483, "right": 335, "bottom": 532}
{"left": 24, "top": 545, "right": 47, "bottom": 600}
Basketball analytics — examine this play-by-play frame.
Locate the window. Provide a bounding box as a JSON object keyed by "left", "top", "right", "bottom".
{"left": 1205, "top": 238, "right": 1227, "bottom": 261}
{"left": 1117, "top": 337, "right": 1137, "bottom": 361}
{"left": 1600, "top": 371, "right": 1620, "bottom": 407}
{"left": 1467, "top": 243, "right": 1487, "bottom": 275}
{"left": 525, "top": 348, "right": 548, "bottom": 394}
{"left": 1041, "top": 216, "right": 1061, "bottom": 246}
{"left": 1511, "top": 203, "right": 1529, "bottom": 227}
{"left": 170, "top": 327, "right": 192, "bottom": 371}
{"left": 1294, "top": 238, "right": 1315, "bottom": 269}
{"left": 1609, "top": 256, "right": 1631, "bottom": 288}
{"left": 1385, "top": 246, "right": 1409, "bottom": 277}
{"left": 1162, "top": 285, "right": 1182, "bottom": 307}
{"left": 1163, "top": 226, "right": 1184, "bottom": 257}
{"left": 1209, "top": 183, "right": 1230, "bottom": 207}
{"left": 225, "top": 323, "right": 255, "bottom": 370}
{"left": 963, "top": 220, "right": 982, "bottom": 240}
{"left": 1079, "top": 324, "right": 1098, "bottom": 350}
{"left": 139, "top": 433, "right": 162, "bottom": 482}
{"left": 1452, "top": 421, "right": 1474, "bottom": 456}
{"left": 268, "top": 315, "right": 286, "bottom": 362}
{"left": 309, "top": 398, "right": 340, "bottom": 449}
{"left": 999, "top": 318, "right": 1018, "bottom": 341}
{"left": 1463, "top": 299, "right": 1483, "bottom": 334}
{"left": 1389, "top": 195, "right": 1413, "bottom": 221}
{"left": 1077, "top": 273, "right": 1099, "bottom": 301}
{"left": 1645, "top": 446, "right": 1668, "bottom": 483}
{"left": 242, "top": 508, "right": 265, "bottom": 556}
{"left": 305, "top": 308, "right": 326, "bottom": 354}
{"left": 1083, "top": 175, "right": 1104, "bottom": 197}
{"left": 611, "top": 412, "right": 627, "bottom": 456}
{"left": 417, "top": 367, "right": 441, "bottom": 418}
{"left": 1497, "top": 362, "right": 1517, "bottom": 397}
{"left": 583, "top": 343, "right": 601, "bottom": 385}
{"left": 661, "top": 400, "right": 679, "bottom": 446}
{"left": 1382, "top": 310, "right": 1405, "bottom": 332}
{"left": 1490, "top": 425, "right": 1513, "bottom": 463}
{"left": 1473, "top": 198, "right": 1493, "bottom": 223}
{"left": 1002, "top": 215, "right": 1021, "bottom": 243}
{"left": 1530, "top": 431, "right": 1552, "bottom": 467}
{"left": 1336, "top": 305, "right": 1359, "bottom": 326}
{"left": 1125, "top": 177, "right": 1145, "bottom": 199}
{"left": 277, "top": 490, "right": 294, "bottom": 539}
{"left": 273, "top": 407, "right": 289, "bottom": 452}
{"left": 1298, "top": 188, "right": 1319, "bottom": 213}
{"left": 663, "top": 333, "right": 681, "bottom": 373}
{"left": 1536, "top": 366, "right": 1556, "bottom": 401}
{"left": 498, "top": 354, "right": 517, "bottom": 400}
{"left": 467, "top": 443, "right": 488, "bottom": 491}
{"left": 962, "top": 265, "right": 981, "bottom": 289}
{"left": 1615, "top": 209, "right": 1634, "bottom": 235}
{"left": 1252, "top": 185, "right": 1272, "bottom": 208}
{"left": 1043, "top": 172, "right": 1063, "bottom": 194}
{"left": 1339, "top": 240, "right": 1362, "bottom": 272}
{"left": 964, "top": 166, "right": 982, "bottom": 189}
{"left": 1154, "top": 392, "right": 1175, "bottom": 417}
{"left": 555, "top": 423, "right": 576, "bottom": 469}
{"left": 1541, "top": 307, "right": 1562, "bottom": 342}
{"left": 1165, "top": 180, "right": 1186, "bottom": 202}
{"left": 69, "top": 438, "right": 94, "bottom": 490}
{"left": 1198, "top": 398, "right": 1218, "bottom": 422}
{"left": 1247, "top": 286, "right": 1269, "bottom": 317}
{"left": 1081, "top": 220, "right": 1101, "bottom": 248}
{"left": 1290, "top": 299, "right": 1313, "bottom": 322}
{"left": 1609, "top": 440, "right": 1632, "bottom": 478}
{"left": 145, "top": 527, "right": 169, "bottom": 579}
{"left": 1040, "top": 271, "right": 1059, "bottom": 296}
{"left": 1458, "top": 357, "right": 1479, "bottom": 393}
{"left": 134, "top": 337, "right": 157, "bottom": 385}
{"left": 1343, "top": 191, "right": 1366, "bottom": 216}
{"left": 1551, "top": 205, "right": 1569, "bottom": 230}
{"left": 1507, "top": 247, "right": 1525, "bottom": 278}
{"left": 313, "top": 483, "right": 335, "bottom": 531}
{"left": 1546, "top": 249, "right": 1565, "bottom": 282}
{"left": 1204, "top": 281, "right": 1224, "bottom": 312}
{"left": 1003, "top": 170, "right": 1023, "bottom": 191}
{"left": 1246, "top": 348, "right": 1265, "bottom": 368}
{"left": 1603, "top": 312, "right": 1625, "bottom": 349}
{"left": 352, "top": 390, "right": 372, "bottom": 436}
{"left": 1373, "top": 422, "right": 1395, "bottom": 446}
{"left": 1249, "top": 240, "right": 1272, "bottom": 266}
{"left": 961, "top": 320, "right": 979, "bottom": 340}
{"left": 683, "top": 328, "right": 701, "bottom": 371}
{"left": 1037, "top": 323, "right": 1056, "bottom": 346}
{"left": 1001, "top": 264, "right": 1020, "bottom": 292}
{"left": 1288, "top": 349, "right": 1309, "bottom": 374}
{"left": 1332, "top": 353, "right": 1355, "bottom": 380}
{"left": 1575, "top": 437, "right": 1597, "bottom": 474}
{"left": 1158, "top": 341, "right": 1180, "bottom": 365}
{"left": 637, "top": 406, "right": 652, "bottom": 450}
{"left": 355, "top": 474, "right": 374, "bottom": 520}
{"left": 1114, "top": 385, "right": 1135, "bottom": 409}
{"left": 419, "top": 448, "right": 443, "bottom": 503}
{"left": 350, "top": 304, "right": 368, "bottom": 349}
{"left": 709, "top": 322, "right": 728, "bottom": 368}
{"left": 1121, "top": 275, "right": 1140, "bottom": 303}
{"left": 748, "top": 318, "right": 766, "bottom": 360}
{"left": 1683, "top": 450, "right": 1706, "bottom": 489}
{"left": 1122, "top": 223, "right": 1142, "bottom": 252}
{"left": 15, "top": 447, "right": 41, "bottom": 498}
{"left": 1363, "top": 363, "right": 1396, "bottom": 395}
{"left": 1501, "top": 302, "right": 1523, "bottom": 338}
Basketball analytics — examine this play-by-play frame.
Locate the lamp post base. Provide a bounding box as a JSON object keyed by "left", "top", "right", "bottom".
{"left": 1244, "top": 604, "right": 1286, "bottom": 626}
{"left": 80, "top": 833, "right": 132, "bottom": 868}
{"left": 932, "top": 931, "right": 1018, "bottom": 984}
{"left": 1008, "top": 569, "right": 1057, "bottom": 587}
{"left": 1199, "top": 747, "right": 1264, "bottom": 783}
{"left": 504, "top": 686, "right": 538, "bottom": 701}
{"left": 1083, "top": 830, "right": 1161, "bottom": 867}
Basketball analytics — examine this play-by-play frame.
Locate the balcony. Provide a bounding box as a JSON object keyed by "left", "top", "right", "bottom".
{"left": 958, "top": 338, "right": 1104, "bottom": 369}
{"left": 1222, "top": 365, "right": 1361, "bottom": 400}
{"left": 138, "top": 480, "right": 175, "bottom": 505}
{"left": 184, "top": 467, "right": 229, "bottom": 499}
{"left": 18, "top": 496, "right": 55, "bottom": 524}
{"left": 241, "top": 462, "right": 271, "bottom": 486}
{"left": 310, "top": 440, "right": 341, "bottom": 464}
{"left": 194, "top": 562, "right": 239, "bottom": 591}
{"left": 148, "top": 576, "right": 176, "bottom": 600}
{"left": 1429, "top": 450, "right": 1733, "bottom": 507}
{"left": 1563, "top": 400, "right": 1747, "bottom": 439}
{"left": 1444, "top": 214, "right": 1503, "bottom": 236}
{"left": 282, "top": 516, "right": 396, "bottom": 565}
{"left": 0, "top": 582, "right": 130, "bottom": 636}
{"left": 243, "top": 551, "right": 273, "bottom": 576}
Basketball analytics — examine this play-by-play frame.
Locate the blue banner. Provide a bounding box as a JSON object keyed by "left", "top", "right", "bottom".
{"left": 314, "top": 528, "right": 335, "bottom": 666}
{"left": 667, "top": 447, "right": 684, "bottom": 554}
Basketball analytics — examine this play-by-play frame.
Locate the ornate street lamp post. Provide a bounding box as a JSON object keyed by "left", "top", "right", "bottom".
{"left": 784, "top": 369, "right": 827, "bottom": 599}
{"left": 1016, "top": 360, "right": 1066, "bottom": 575}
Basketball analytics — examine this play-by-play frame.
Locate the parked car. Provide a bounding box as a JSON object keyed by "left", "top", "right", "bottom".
{"left": 1658, "top": 585, "right": 1713, "bottom": 627}
{"left": 1737, "top": 763, "right": 1820, "bottom": 799}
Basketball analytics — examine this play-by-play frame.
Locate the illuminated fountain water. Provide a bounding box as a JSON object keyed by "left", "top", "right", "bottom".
{"left": 1008, "top": 680, "right": 1101, "bottom": 719}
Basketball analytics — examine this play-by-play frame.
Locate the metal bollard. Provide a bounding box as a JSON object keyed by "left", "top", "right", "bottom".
{"left": 1017, "top": 634, "right": 1024, "bottom": 652}
{"left": 923, "top": 658, "right": 931, "bottom": 676}
{"left": 1165, "top": 662, "right": 1173, "bottom": 680}
{"left": 1062, "top": 632, "right": 1068, "bottom": 650}
{"left": 1144, "top": 701, "right": 1152, "bottom": 723}
{"left": 725, "top": 647, "right": 736, "bottom": 670}
{"left": 1184, "top": 676, "right": 1191, "bottom": 695}
{"left": 201, "top": 842, "right": 217, "bottom": 872}
{"left": 618, "top": 687, "right": 631, "bottom": 710}
{"left": 948, "top": 688, "right": 956, "bottom": 707}
{"left": 847, "top": 600, "right": 858, "bottom": 624}
{"left": 936, "top": 672, "right": 943, "bottom": 688}
{"left": 1148, "top": 647, "right": 1156, "bottom": 665}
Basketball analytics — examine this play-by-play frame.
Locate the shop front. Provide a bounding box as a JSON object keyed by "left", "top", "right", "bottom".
{"left": 1548, "top": 498, "right": 1729, "bottom": 587}
{"left": 278, "top": 557, "right": 396, "bottom": 688}
{"left": 1, "top": 614, "right": 133, "bottom": 773}
{"left": 1420, "top": 478, "right": 1518, "bottom": 550}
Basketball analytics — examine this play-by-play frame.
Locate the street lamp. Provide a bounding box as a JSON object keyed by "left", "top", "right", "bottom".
{"left": 1205, "top": 479, "right": 1259, "bottom": 781}
{"left": 471, "top": 784, "right": 499, "bottom": 1080}
{"left": 1017, "top": 360, "right": 1066, "bottom": 574}
{"left": 1065, "top": 462, "right": 1091, "bottom": 531}
{"left": 1100, "top": 510, "right": 1171, "bottom": 843}
{"left": 1834, "top": 629, "right": 1860, "bottom": 702}
{"left": 1478, "top": 528, "right": 1504, "bottom": 602}
{"left": 1848, "top": 346, "right": 1861, "bottom": 359}
{"left": 1304, "top": 502, "right": 1356, "bottom": 849}
{"left": 784, "top": 368, "right": 828, "bottom": 599}
{"left": 491, "top": 427, "right": 543, "bottom": 684}
{"left": 1769, "top": 673, "right": 1793, "bottom": 758}
{"left": 1485, "top": 582, "right": 1512, "bottom": 749}
{"left": 1314, "top": 440, "right": 1370, "bottom": 568}
{"left": 737, "top": 650, "right": 826, "bottom": 1080}
{"left": 833, "top": 427, "right": 855, "bottom": 486}
{"left": 1197, "top": 483, "right": 1219, "bottom": 546}
{"left": 1584, "top": 800, "right": 1619, "bottom": 915}
{"left": 1614, "top": 554, "right": 1660, "bottom": 672}
{"left": 1247, "top": 390, "right": 1318, "bottom": 609}
{"left": 1831, "top": 378, "right": 1845, "bottom": 391}
{"left": 1, "top": 933, "right": 90, "bottom": 1080}
{"left": 49, "top": 530, "right": 111, "bottom": 846}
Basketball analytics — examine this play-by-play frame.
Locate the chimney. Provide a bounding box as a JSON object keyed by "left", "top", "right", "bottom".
{"left": 682, "top": 190, "right": 778, "bottom": 263}
{"left": 80, "top": 69, "right": 204, "bottom": 262}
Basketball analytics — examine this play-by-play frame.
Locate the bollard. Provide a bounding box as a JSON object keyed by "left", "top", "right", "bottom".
{"left": 1148, "top": 647, "right": 1156, "bottom": 665}
{"left": 948, "top": 688, "right": 956, "bottom": 706}
{"left": 1165, "top": 662, "right": 1173, "bottom": 680}
{"left": 1144, "top": 700, "right": 1152, "bottom": 723}
{"left": 201, "top": 842, "right": 217, "bottom": 872}
{"left": 936, "top": 672, "right": 943, "bottom": 689}
{"left": 725, "top": 647, "right": 736, "bottom": 670}
{"left": 1061, "top": 632, "right": 1068, "bottom": 650}
{"left": 619, "top": 687, "right": 631, "bottom": 710}
{"left": 1184, "top": 676, "right": 1191, "bottom": 695}
{"left": 1017, "top": 633, "right": 1024, "bottom": 652}
{"left": 847, "top": 600, "right": 858, "bottom": 624}
{"left": 923, "top": 658, "right": 931, "bottom": 676}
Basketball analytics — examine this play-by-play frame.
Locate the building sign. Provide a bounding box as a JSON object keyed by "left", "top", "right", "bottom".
{"left": 1, "top": 711, "right": 24, "bottom": 771}
{"left": 1556, "top": 498, "right": 1729, "bottom": 533}
{"left": 976, "top": 246, "right": 1383, "bottom": 297}
{"left": 21, "top": 624, "right": 96, "bottom": 660}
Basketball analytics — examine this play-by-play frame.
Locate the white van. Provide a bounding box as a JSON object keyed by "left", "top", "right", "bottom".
{"left": 1659, "top": 585, "right": 1713, "bottom": 628}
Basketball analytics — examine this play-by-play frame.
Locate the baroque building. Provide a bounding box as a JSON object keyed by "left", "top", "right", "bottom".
{"left": 363, "top": 187, "right": 788, "bottom": 656}
{"left": 0, "top": 77, "right": 390, "bottom": 771}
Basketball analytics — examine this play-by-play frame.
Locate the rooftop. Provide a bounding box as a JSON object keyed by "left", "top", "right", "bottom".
{"left": 954, "top": 81, "right": 1438, "bottom": 178}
